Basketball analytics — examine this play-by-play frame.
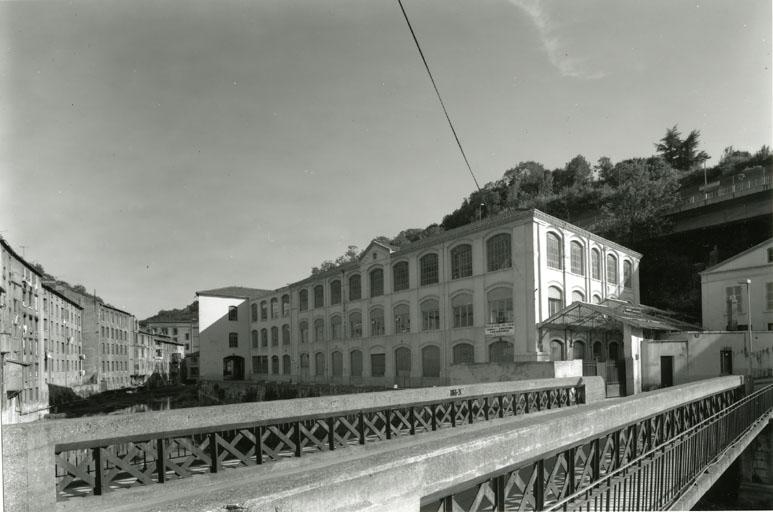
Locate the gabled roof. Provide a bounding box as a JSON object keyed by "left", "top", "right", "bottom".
{"left": 537, "top": 299, "right": 700, "bottom": 332}
{"left": 700, "top": 237, "right": 773, "bottom": 275}
{"left": 196, "top": 286, "right": 272, "bottom": 300}
{"left": 359, "top": 239, "right": 397, "bottom": 261}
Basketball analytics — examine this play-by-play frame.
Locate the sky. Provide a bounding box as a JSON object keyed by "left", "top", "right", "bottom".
{"left": 1, "top": 0, "right": 770, "bottom": 319}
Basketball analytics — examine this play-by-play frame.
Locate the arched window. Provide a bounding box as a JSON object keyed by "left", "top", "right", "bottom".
{"left": 349, "top": 311, "right": 362, "bottom": 338}
{"left": 546, "top": 232, "right": 562, "bottom": 270}
{"left": 593, "top": 342, "right": 603, "bottom": 361}
{"left": 300, "top": 353, "right": 309, "bottom": 372}
{"left": 451, "top": 244, "right": 473, "bottom": 279}
{"left": 330, "top": 281, "right": 341, "bottom": 305}
{"left": 315, "top": 352, "right": 325, "bottom": 376}
{"left": 271, "top": 326, "right": 279, "bottom": 346}
{"left": 251, "top": 330, "right": 258, "bottom": 348}
{"left": 270, "top": 297, "right": 279, "bottom": 318}
{"left": 591, "top": 249, "right": 601, "bottom": 280}
{"left": 331, "top": 351, "right": 343, "bottom": 377}
{"left": 452, "top": 293, "right": 473, "bottom": 328}
{"left": 550, "top": 340, "right": 564, "bottom": 361}
{"left": 395, "top": 347, "right": 411, "bottom": 376}
{"left": 251, "top": 303, "right": 258, "bottom": 322}
{"left": 548, "top": 286, "right": 563, "bottom": 316}
{"left": 573, "top": 340, "right": 585, "bottom": 360}
{"left": 371, "top": 352, "right": 386, "bottom": 377}
{"left": 330, "top": 315, "right": 342, "bottom": 340}
{"left": 370, "top": 268, "right": 384, "bottom": 297}
{"left": 370, "top": 307, "right": 385, "bottom": 336}
{"left": 260, "top": 328, "right": 268, "bottom": 347}
{"left": 571, "top": 290, "right": 585, "bottom": 304}
{"left": 313, "top": 318, "right": 324, "bottom": 342}
{"left": 489, "top": 340, "right": 514, "bottom": 363}
{"left": 422, "top": 345, "right": 441, "bottom": 377}
{"left": 350, "top": 350, "right": 363, "bottom": 377}
{"left": 349, "top": 274, "right": 361, "bottom": 300}
{"left": 228, "top": 332, "right": 238, "bottom": 348}
{"left": 281, "top": 294, "right": 290, "bottom": 316}
{"left": 299, "top": 321, "right": 308, "bottom": 344}
{"left": 592, "top": 294, "right": 602, "bottom": 304}
{"left": 487, "top": 288, "right": 513, "bottom": 324}
{"left": 260, "top": 301, "right": 268, "bottom": 320}
{"left": 607, "top": 254, "right": 618, "bottom": 284}
{"left": 313, "top": 285, "right": 324, "bottom": 308}
{"left": 420, "top": 253, "right": 439, "bottom": 286}
{"left": 394, "top": 303, "right": 410, "bottom": 333}
{"left": 271, "top": 355, "right": 279, "bottom": 374}
{"left": 420, "top": 299, "right": 440, "bottom": 331}
{"left": 228, "top": 306, "right": 238, "bottom": 321}
{"left": 282, "top": 324, "right": 290, "bottom": 345}
{"left": 282, "top": 355, "right": 291, "bottom": 374}
{"left": 570, "top": 241, "right": 584, "bottom": 275}
{"left": 487, "top": 234, "right": 511, "bottom": 272}
{"left": 299, "top": 290, "right": 309, "bottom": 311}
{"left": 393, "top": 261, "right": 409, "bottom": 292}
{"left": 452, "top": 343, "right": 474, "bottom": 364}
{"left": 623, "top": 260, "right": 632, "bottom": 289}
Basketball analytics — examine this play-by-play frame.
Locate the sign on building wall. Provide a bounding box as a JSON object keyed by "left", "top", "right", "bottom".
{"left": 485, "top": 323, "right": 514, "bottom": 336}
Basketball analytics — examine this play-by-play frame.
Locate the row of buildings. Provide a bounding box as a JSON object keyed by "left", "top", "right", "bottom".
{"left": 0, "top": 238, "right": 188, "bottom": 423}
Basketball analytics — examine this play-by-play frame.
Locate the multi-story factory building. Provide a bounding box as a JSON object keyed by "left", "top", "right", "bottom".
{"left": 42, "top": 284, "right": 84, "bottom": 389}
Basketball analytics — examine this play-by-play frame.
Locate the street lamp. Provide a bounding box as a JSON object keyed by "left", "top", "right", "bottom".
{"left": 739, "top": 279, "right": 753, "bottom": 379}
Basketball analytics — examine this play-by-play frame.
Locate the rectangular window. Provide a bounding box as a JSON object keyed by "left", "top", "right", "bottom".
{"left": 726, "top": 286, "right": 744, "bottom": 313}
{"left": 420, "top": 254, "right": 439, "bottom": 286}
{"left": 330, "top": 282, "right": 341, "bottom": 305}
{"left": 228, "top": 306, "right": 238, "bottom": 321}
{"left": 228, "top": 332, "right": 238, "bottom": 348}
{"left": 451, "top": 245, "right": 472, "bottom": 279}
{"left": 453, "top": 303, "right": 474, "bottom": 328}
{"left": 488, "top": 298, "right": 513, "bottom": 324}
{"left": 393, "top": 263, "right": 409, "bottom": 291}
{"left": 422, "top": 309, "right": 440, "bottom": 331}
{"left": 370, "top": 353, "right": 385, "bottom": 377}
{"left": 767, "top": 282, "right": 773, "bottom": 310}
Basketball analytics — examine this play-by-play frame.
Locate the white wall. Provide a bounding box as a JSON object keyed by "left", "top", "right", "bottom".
{"left": 199, "top": 295, "right": 249, "bottom": 380}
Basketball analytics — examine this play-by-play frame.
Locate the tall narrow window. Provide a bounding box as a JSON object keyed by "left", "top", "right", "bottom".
{"left": 370, "top": 268, "right": 384, "bottom": 297}
{"left": 451, "top": 244, "right": 473, "bottom": 279}
{"left": 228, "top": 306, "right": 238, "bottom": 321}
{"left": 251, "top": 330, "right": 258, "bottom": 348}
{"left": 299, "top": 321, "right": 308, "bottom": 344}
{"left": 330, "top": 280, "right": 341, "bottom": 305}
{"left": 421, "top": 299, "right": 440, "bottom": 331}
{"left": 370, "top": 308, "right": 385, "bottom": 336}
{"left": 487, "top": 234, "right": 511, "bottom": 272}
{"left": 270, "top": 298, "right": 279, "bottom": 318}
{"left": 623, "top": 260, "right": 632, "bottom": 289}
{"left": 251, "top": 303, "right": 258, "bottom": 322}
{"left": 228, "top": 332, "right": 238, "bottom": 348}
{"left": 546, "top": 232, "right": 562, "bottom": 270}
{"left": 261, "top": 328, "right": 268, "bottom": 347}
{"left": 313, "top": 285, "right": 324, "bottom": 308}
{"left": 282, "top": 354, "right": 291, "bottom": 374}
{"left": 315, "top": 353, "right": 325, "bottom": 376}
{"left": 271, "top": 355, "right": 279, "bottom": 374}
{"left": 370, "top": 353, "right": 385, "bottom": 377}
{"left": 349, "top": 311, "right": 362, "bottom": 338}
{"left": 422, "top": 346, "right": 441, "bottom": 378}
{"left": 349, "top": 275, "right": 361, "bottom": 300}
{"left": 452, "top": 293, "right": 474, "bottom": 328}
{"left": 260, "top": 301, "right": 268, "bottom": 320}
{"left": 313, "top": 318, "right": 324, "bottom": 342}
{"left": 282, "top": 324, "right": 290, "bottom": 345}
{"left": 394, "top": 304, "right": 410, "bottom": 333}
{"left": 271, "top": 326, "right": 279, "bottom": 346}
{"left": 281, "top": 294, "right": 290, "bottom": 316}
{"left": 570, "top": 241, "right": 584, "bottom": 275}
{"left": 606, "top": 254, "right": 618, "bottom": 284}
{"left": 487, "top": 288, "right": 513, "bottom": 324}
{"left": 299, "top": 289, "right": 309, "bottom": 311}
{"left": 420, "top": 253, "right": 439, "bottom": 286}
{"left": 393, "top": 262, "right": 409, "bottom": 291}
{"left": 767, "top": 282, "right": 773, "bottom": 310}
{"left": 591, "top": 249, "right": 601, "bottom": 280}
{"left": 331, "top": 351, "right": 343, "bottom": 377}
{"left": 330, "top": 315, "right": 342, "bottom": 339}
{"left": 548, "top": 286, "right": 563, "bottom": 316}
{"left": 350, "top": 350, "right": 363, "bottom": 377}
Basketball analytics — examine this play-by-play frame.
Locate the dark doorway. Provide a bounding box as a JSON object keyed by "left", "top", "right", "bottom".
{"left": 660, "top": 356, "right": 674, "bottom": 387}
{"left": 223, "top": 355, "right": 245, "bottom": 381}
{"left": 720, "top": 349, "right": 733, "bottom": 375}
{"left": 395, "top": 347, "right": 411, "bottom": 387}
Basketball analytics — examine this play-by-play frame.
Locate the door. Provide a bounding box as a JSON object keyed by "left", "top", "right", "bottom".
{"left": 660, "top": 356, "right": 674, "bottom": 387}
{"left": 395, "top": 347, "right": 411, "bottom": 387}
{"left": 720, "top": 350, "right": 733, "bottom": 375}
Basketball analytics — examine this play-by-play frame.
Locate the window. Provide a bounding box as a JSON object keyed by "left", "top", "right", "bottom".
{"left": 299, "top": 290, "right": 309, "bottom": 311}
{"left": 283, "top": 355, "right": 291, "bottom": 374}
{"left": 281, "top": 294, "right": 290, "bottom": 316}
{"left": 451, "top": 244, "right": 473, "bottom": 279}
{"left": 282, "top": 324, "right": 290, "bottom": 345}
{"left": 592, "top": 294, "right": 602, "bottom": 304}
{"left": 370, "top": 268, "right": 384, "bottom": 297}
{"left": 570, "top": 241, "right": 584, "bottom": 275}
{"left": 260, "top": 328, "right": 268, "bottom": 347}
{"left": 228, "top": 332, "right": 238, "bottom": 348}
{"left": 606, "top": 254, "right": 618, "bottom": 284}
{"left": 487, "top": 288, "right": 513, "bottom": 324}
{"left": 393, "top": 262, "right": 409, "bottom": 291}
{"left": 370, "top": 353, "right": 385, "bottom": 377}
{"left": 420, "top": 253, "right": 439, "bottom": 286}
{"left": 421, "top": 299, "right": 440, "bottom": 331}
{"left": 299, "top": 321, "right": 308, "bottom": 344}
{"left": 548, "top": 286, "right": 563, "bottom": 316}
{"left": 271, "top": 355, "right": 279, "bottom": 374}
{"left": 331, "top": 315, "right": 342, "bottom": 340}
{"left": 452, "top": 293, "right": 474, "bottom": 328}
{"left": 571, "top": 291, "right": 585, "bottom": 304}
{"left": 349, "top": 311, "right": 362, "bottom": 338}
{"left": 489, "top": 340, "right": 514, "bottom": 363}
{"left": 370, "top": 308, "right": 385, "bottom": 336}
{"left": 270, "top": 298, "right": 279, "bottom": 318}
{"left": 720, "top": 349, "right": 732, "bottom": 375}
{"left": 487, "top": 234, "right": 511, "bottom": 272}
{"left": 623, "top": 261, "right": 632, "bottom": 289}
{"left": 271, "top": 326, "right": 279, "bottom": 346}
{"left": 228, "top": 306, "right": 238, "bottom": 321}
{"left": 394, "top": 304, "right": 410, "bottom": 333}
{"left": 260, "top": 301, "right": 268, "bottom": 321}
{"left": 313, "top": 318, "right": 324, "bottom": 342}
{"left": 315, "top": 352, "right": 325, "bottom": 376}
{"left": 251, "top": 303, "right": 258, "bottom": 322}
{"left": 314, "top": 285, "right": 324, "bottom": 308}
{"left": 331, "top": 351, "right": 343, "bottom": 377}
{"left": 349, "top": 275, "right": 361, "bottom": 300}
{"left": 350, "top": 350, "right": 363, "bottom": 377}
{"left": 251, "top": 330, "right": 258, "bottom": 348}
{"left": 767, "top": 282, "right": 773, "bottom": 310}
{"left": 768, "top": 247, "right": 773, "bottom": 263}
{"left": 452, "top": 343, "right": 474, "bottom": 364}
{"left": 300, "top": 353, "right": 309, "bottom": 372}
{"left": 546, "top": 232, "right": 562, "bottom": 270}
{"left": 330, "top": 281, "right": 341, "bottom": 305}
{"left": 422, "top": 345, "right": 441, "bottom": 378}
{"left": 252, "top": 356, "right": 260, "bottom": 374}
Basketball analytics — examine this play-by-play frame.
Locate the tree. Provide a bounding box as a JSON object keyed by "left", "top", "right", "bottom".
{"left": 594, "top": 156, "right": 614, "bottom": 184}
{"left": 655, "top": 125, "right": 709, "bottom": 171}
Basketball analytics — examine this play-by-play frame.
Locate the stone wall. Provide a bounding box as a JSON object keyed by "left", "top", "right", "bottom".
{"left": 446, "top": 360, "right": 582, "bottom": 384}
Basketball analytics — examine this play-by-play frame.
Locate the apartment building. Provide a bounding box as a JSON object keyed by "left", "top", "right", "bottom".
{"left": 144, "top": 320, "right": 199, "bottom": 355}
{"left": 42, "top": 284, "right": 84, "bottom": 389}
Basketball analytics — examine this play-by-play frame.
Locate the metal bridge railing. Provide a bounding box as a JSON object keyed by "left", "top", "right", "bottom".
{"left": 421, "top": 384, "right": 745, "bottom": 512}
{"left": 54, "top": 382, "right": 584, "bottom": 501}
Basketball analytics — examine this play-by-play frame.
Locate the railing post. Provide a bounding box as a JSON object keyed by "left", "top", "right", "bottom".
{"left": 255, "top": 425, "right": 264, "bottom": 464}
{"left": 567, "top": 447, "right": 576, "bottom": 495}
{"left": 450, "top": 401, "right": 457, "bottom": 427}
{"left": 468, "top": 399, "right": 474, "bottom": 424}
{"left": 494, "top": 474, "right": 506, "bottom": 512}
{"left": 156, "top": 438, "right": 166, "bottom": 484}
{"left": 409, "top": 407, "right": 416, "bottom": 435}
{"left": 592, "top": 438, "right": 601, "bottom": 481}
{"left": 327, "top": 417, "right": 335, "bottom": 451}
{"left": 358, "top": 412, "right": 366, "bottom": 444}
{"left": 93, "top": 446, "right": 104, "bottom": 496}
{"left": 385, "top": 409, "right": 392, "bottom": 440}
{"left": 209, "top": 432, "right": 219, "bottom": 473}
{"left": 431, "top": 404, "right": 438, "bottom": 431}
{"left": 525, "top": 392, "right": 531, "bottom": 414}
{"left": 534, "top": 459, "right": 545, "bottom": 510}
{"left": 613, "top": 429, "right": 621, "bottom": 470}
{"left": 294, "top": 421, "right": 302, "bottom": 457}
{"left": 498, "top": 395, "right": 504, "bottom": 418}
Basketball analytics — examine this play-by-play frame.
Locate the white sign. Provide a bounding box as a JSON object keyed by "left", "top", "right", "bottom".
{"left": 485, "top": 322, "right": 514, "bottom": 336}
